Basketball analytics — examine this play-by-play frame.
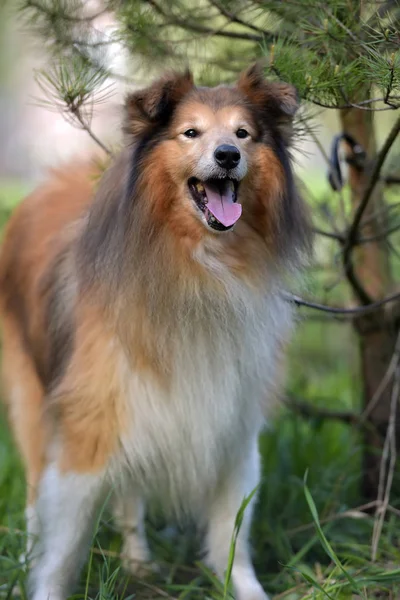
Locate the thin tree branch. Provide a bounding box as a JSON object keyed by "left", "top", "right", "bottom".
{"left": 324, "top": 6, "right": 361, "bottom": 45}
{"left": 371, "top": 362, "right": 399, "bottom": 561}
{"left": 313, "top": 227, "right": 345, "bottom": 242}
{"left": 72, "top": 107, "right": 112, "bottom": 156}
{"left": 287, "top": 501, "right": 379, "bottom": 537}
{"left": 23, "top": 0, "right": 108, "bottom": 23}
{"left": 208, "top": 0, "right": 266, "bottom": 35}
{"left": 384, "top": 57, "right": 395, "bottom": 105}
{"left": 282, "top": 290, "right": 400, "bottom": 318}
{"left": 145, "top": 0, "right": 266, "bottom": 42}
{"left": 309, "top": 98, "right": 400, "bottom": 111}
{"left": 361, "top": 330, "right": 400, "bottom": 421}
{"left": 383, "top": 175, "right": 400, "bottom": 185}
{"left": 357, "top": 222, "right": 400, "bottom": 244}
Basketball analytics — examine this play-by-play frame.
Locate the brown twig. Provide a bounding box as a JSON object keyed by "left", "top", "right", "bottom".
{"left": 383, "top": 175, "right": 400, "bottom": 185}
{"left": 357, "top": 222, "right": 400, "bottom": 244}
{"left": 282, "top": 290, "right": 400, "bottom": 319}
{"left": 72, "top": 107, "right": 113, "bottom": 157}
{"left": 371, "top": 362, "right": 399, "bottom": 561}
{"left": 287, "top": 501, "right": 379, "bottom": 536}
{"left": 361, "top": 331, "right": 400, "bottom": 421}
{"left": 273, "top": 584, "right": 308, "bottom": 599}
{"left": 313, "top": 227, "right": 345, "bottom": 242}
{"left": 310, "top": 98, "right": 400, "bottom": 111}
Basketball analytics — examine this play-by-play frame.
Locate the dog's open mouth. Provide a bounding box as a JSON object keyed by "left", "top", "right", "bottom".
{"left": 188, "top": 178, "right": 242, "bottom": 231}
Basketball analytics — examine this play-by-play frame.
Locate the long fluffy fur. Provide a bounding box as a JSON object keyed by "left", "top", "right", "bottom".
{"left": 0, "top": 64, "right": 310, "bottom": 600}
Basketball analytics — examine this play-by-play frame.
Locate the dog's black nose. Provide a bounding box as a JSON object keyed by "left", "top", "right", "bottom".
{"left": 214, "top": 144, "right": 241, "bottom": 170}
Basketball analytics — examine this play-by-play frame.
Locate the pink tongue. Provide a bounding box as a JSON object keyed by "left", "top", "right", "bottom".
{"left": 203, "top": 184, "right": 242, "bottom": 227}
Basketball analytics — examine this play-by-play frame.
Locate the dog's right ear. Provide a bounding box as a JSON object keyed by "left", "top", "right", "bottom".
{"left": 124, "top": 70, "right": 194, "bottom": 136}
{"left": 238, "top": 62, "right": 299, "bottom": 145}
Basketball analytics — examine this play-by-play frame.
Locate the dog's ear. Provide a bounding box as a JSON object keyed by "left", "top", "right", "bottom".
{"left": 124, "top": 70, "right": 194, "bottom": 136}
{"left": 237, "top": 62, "right": 299, "bottom": 144}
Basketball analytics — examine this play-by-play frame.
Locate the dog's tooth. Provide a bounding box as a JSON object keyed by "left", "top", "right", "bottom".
{"left": 196, "top": 182, "right": 205, "bottom": 193}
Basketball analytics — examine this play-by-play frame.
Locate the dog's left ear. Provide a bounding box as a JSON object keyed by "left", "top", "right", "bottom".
{"left": 125, "top": 70, "right": 194, "bottom": 136}
{"left": 237, "top": 62, "right": 299, "bottom": 144}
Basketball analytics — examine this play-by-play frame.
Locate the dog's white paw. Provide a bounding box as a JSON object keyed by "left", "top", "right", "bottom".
{"left": 122, "top": 556, "right": 160, "bottom": 578}
{"left": 121, "top": 538, "right": 158, "bottom": 578}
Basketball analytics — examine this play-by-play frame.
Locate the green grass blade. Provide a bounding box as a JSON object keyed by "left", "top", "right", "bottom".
{"left": 223, "top": 486, "right": 259, "bottom": 600}
{"left": 303, "top": 474, "right": 358, "bottom": 591}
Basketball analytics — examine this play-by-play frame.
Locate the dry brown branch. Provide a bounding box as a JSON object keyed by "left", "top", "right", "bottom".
{"left": 286, "top": 501, "right": 379, "bottom": 536}
{"left": 371, "top": 362, "right": 399, "bottom": 560}
{"left": 273, "top": 584, "right": 307, "bottom": 600}
{"left": 310, "top": 98, "right": 400, "bottom": 111}
{"left": 387, "top": 504, "right": 400, "bottom": 518}
{"left": 283, "top": 290, "right": 400, "bottom": 319}
{"left": 361, "top": 331, "right": 400, "bottom": 421}
{"left": 313, "top": 227, "right": 345, "bottom": 242}
{"left": 357, "top": 222, "right": 400, "bottom": 244}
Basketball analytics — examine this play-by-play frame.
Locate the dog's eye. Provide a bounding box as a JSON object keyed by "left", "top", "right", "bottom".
{"left": 236, "top": 128, "right": 249, "bottom": 139}
{"left": 184, "top": 129, "right": 199, "bottom": 138}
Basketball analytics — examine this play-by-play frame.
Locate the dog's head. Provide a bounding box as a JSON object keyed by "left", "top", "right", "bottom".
{"left": 124, "top": 64, "right": 307, "bottom": 253}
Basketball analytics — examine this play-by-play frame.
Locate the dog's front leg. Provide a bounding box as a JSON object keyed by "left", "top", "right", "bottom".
{"left": 29, "top": 464, "right": 106, "bottom": 600}
{"left": 113, "top": 480, "right": 153, "bottom": 576}
{"left": 205, "top": 437, "right": 269, "bottom": 600}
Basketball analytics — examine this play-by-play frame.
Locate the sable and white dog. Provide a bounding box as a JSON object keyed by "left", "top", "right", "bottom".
{"left": 0, "top": 64, "right": 309, "bottom": 600}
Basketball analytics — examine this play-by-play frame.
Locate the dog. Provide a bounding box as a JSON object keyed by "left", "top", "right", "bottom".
{"left": 0, "top": 63, "right": 309, "bottom": 600}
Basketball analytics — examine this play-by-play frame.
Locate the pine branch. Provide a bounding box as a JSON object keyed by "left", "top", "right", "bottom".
{"left": 144, "top": 0, "right": 267, "bottom": 43}
{"left": 22, "top": 0, "right": 109, "bottom": 24}
{"left": 34, "top": 58, "right": 114, "bottom": 155}
{"left": 208, "top": 0, "right": 266, "bottom": 35}
{"left": 71, "top": 106, "right": 112, "bottom": 156}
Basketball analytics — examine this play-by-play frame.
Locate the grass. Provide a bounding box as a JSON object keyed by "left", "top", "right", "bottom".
{"left": 1, "top": 177, "right": 400, "bottom": 599}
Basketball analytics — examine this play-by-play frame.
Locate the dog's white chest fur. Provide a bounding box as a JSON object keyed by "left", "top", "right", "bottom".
{"left": 117, "top": 288, "right": 291, "bottom": 514}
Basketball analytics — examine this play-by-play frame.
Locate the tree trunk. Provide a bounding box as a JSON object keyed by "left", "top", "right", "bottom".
{"left": 339, "top": 107, "right": 397, "bottom": 500}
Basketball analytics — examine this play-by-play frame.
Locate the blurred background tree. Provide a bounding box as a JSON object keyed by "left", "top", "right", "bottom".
{"left": 1, "top": 0, "right": 400, "bottom": 596}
